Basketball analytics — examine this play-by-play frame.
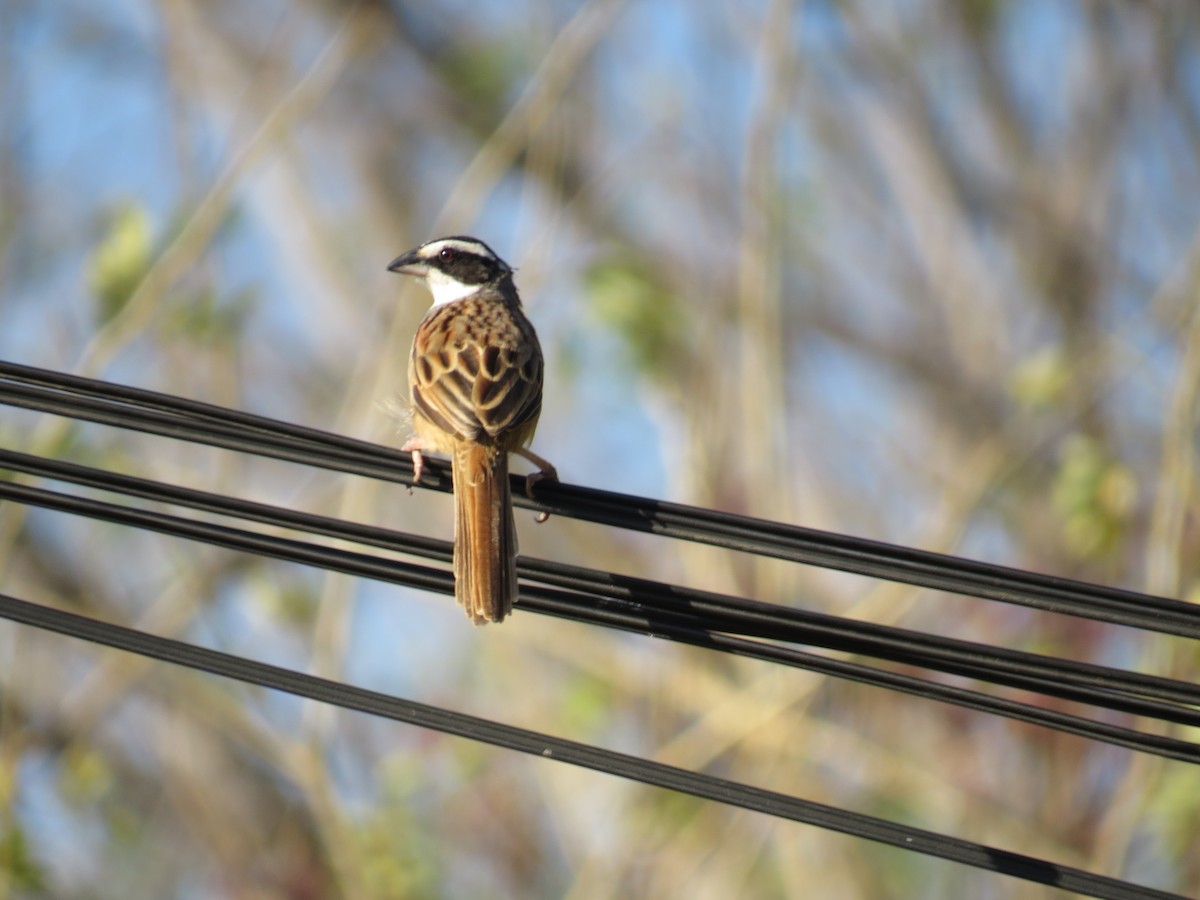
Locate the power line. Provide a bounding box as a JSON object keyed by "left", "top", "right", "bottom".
{"left": 1, "top": 360, "right": 1197, "bottom": 898}
{"left": 0, "top": 590, "right": 1183, "bottom": 900}
{"left": 2, "top": 360, "right": 1198, "bottom": 638}
{"left": 1, "top": 452, "right": 1198, "bottom": 763}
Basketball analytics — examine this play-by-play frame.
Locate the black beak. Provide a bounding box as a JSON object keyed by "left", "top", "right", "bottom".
{"left": 387, "top": 248, "right": 428, "bottom": 276}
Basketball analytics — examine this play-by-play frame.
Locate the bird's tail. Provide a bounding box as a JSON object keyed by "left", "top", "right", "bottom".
{"left": 452, "top": 442, "right": 517, "bottom": 624}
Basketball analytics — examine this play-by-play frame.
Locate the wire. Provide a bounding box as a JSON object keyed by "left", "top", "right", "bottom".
{"left": 6, "top": 450, "right": 1199, "bottom": 716}
{"left": 2, "top": 360, "right": 1199, "bottom": 639}
{"left": 2, "top": 359, "right": 1198, "bottom": 899}
{"left": 1, "top": 458, "right": 1198, "bottom": 764}
{"left": 0, "top": 590, "right": 1183, "bottom": 900}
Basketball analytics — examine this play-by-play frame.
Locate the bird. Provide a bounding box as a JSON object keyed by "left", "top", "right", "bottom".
{"left": 387, "top": 235, "right": 555, "bottom": 624}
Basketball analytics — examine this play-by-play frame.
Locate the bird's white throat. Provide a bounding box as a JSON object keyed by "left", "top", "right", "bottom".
{"left": 426, "top": 268, "right": 483, "bottom": 306}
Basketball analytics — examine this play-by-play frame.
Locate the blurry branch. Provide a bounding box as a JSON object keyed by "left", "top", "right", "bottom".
{"left": 650, "top": 452, "right": 1005, "bottom": 773}
{"left": 75, "top": 3, "right": 369, "bottom": 381}
{"left": 546, "top": 438, "right": 1044, "bottom": 898}
{"left": 650, "top": 690, "right": 1090, "bottom": 885}
{"left": 795, "top": 5, "right": 1190, "bottom": 530}
{"left": 0, "top": 584, "right": 330, "bottom": 894}
{"left": 0, "top": 2, "right": 372, "bottom": 589}
{"left": 0, "top": 7, "right": 375, "bottom": 894}
{"left": 1095, "top": 264, "right": 1200, "bottom": 897}
{"left": 1100, "top": 194, "right": 1200, "bottom": 900}
{"left": 948, "top": 4, "right": 1030, "bottom": 166}
{"left": 431, "top": 0, "right": 627, "bottom": 234}
{"left": 58, "top": 557, "right": 247, "bottom": 734}
{"left": 1146, "top": 260, "right": 1200, "bottom": 607}
{"left": 3, "top": 530, "right": 339, "bottom": 869}
{"left": 5, "top": 0, "right": 366, "bottom": 651}
{"left": 7, "top": 0, "right": 1200, "bottom": 894}
{"left": 0, "top": 1, "right": 25, "bottom": 300}
{"left": 838, "top": 1, "right": 1132, "bottom": 438}
{"left": 732, "top": 0, "right": 796, "bottom": 536}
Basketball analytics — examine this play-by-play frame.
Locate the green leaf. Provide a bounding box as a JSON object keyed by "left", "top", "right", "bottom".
{"left": 1157, "top": 765, "right": 1200, "bottom": 861}
{"left": 1050, "top": 435, "right": 1137, "bottom": 559}
{"left": 0, "top": 826, "right": 46, "bottom": 891}
{"left": 584, "top": 255, "right": 679, "bottom": 380}
{"left": 163, "top": 286, "right": 255, "bottom": 343}
{"left": 435, "top": 39, "right": 526, "bottom": 130}
{"left": 60, "top": 745, "right": 115, "bottom": 805}
{"left": 1010, "top": 346, "right": 1070, "bottom": 410}
{"left": 560, "top": 672, "right": 614, "bottom": 735}
{"left": 89, "top": 203, "right": 154, "bottom": 324}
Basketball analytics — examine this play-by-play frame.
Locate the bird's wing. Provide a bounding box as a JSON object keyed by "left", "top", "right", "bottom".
{"left": 410, "top": 300, "right": 543, "bottom": 443}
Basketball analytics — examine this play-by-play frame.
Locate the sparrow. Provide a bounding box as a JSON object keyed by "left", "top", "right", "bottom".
{"left": 387, "top": 236, "right": 556, "bottom": 624}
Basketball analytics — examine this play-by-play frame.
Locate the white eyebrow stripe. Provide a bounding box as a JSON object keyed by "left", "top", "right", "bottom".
{"left": 419, "top": 238, "right": 495, "bottom": 260}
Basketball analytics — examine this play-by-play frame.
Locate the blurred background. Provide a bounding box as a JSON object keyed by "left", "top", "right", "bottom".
{"left": 1, "top": 0, "right": 1199, "bottom": 896}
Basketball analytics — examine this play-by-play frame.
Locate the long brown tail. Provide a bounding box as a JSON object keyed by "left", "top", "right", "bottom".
{"left": 452, "top": 442, "right": 517, "bottom": 624}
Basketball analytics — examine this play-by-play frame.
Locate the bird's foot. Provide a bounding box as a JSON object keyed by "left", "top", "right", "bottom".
{"left": 401, "top": 437, "right": 426, "bottom": 485}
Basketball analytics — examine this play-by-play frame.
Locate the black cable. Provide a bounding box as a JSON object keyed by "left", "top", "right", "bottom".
{"left": 1, "top": 447, "right": 1197, "bottom": 713}
{"left": 0, "top": 591, "right": 1182, "bottom": 900}
{"left": 0, "top": 359, "right": 378, "bottom": 453}
{"left": 2, "top": 362, "right": 1198, "bottom": 895}
{"left": 2, "top": 360, "right": 1199, "bottom": 639}
{"left": 0, "top": 378, "right": 422, "bottom": 487}
{"left": 2, "top": 472, "right": 1199, "bottom": 764}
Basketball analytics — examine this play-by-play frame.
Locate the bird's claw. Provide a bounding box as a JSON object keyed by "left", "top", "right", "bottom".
{"left": 401, "top": 438, "right": 425, "bottom": 485}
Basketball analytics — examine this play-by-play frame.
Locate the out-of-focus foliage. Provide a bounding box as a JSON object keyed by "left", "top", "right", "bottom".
{"left": 1009, "top": 345, "right": 1070, "bottom": 411}
{"left": 584, "top": 255, "right": 680, "bottom": 380}
{"left": 1, "top": 0, "right": 1199, "bottom": 896}
{"left": 1052, "top": 434, "right": 1138, "bottom": 560}
{"left": 89, "top": 203, "right": 154, "bottom": 324}
{"left": 0, "top": 826, "right": 45, "bottom": 892}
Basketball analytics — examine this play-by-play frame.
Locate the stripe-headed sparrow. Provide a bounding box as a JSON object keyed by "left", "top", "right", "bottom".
{"left": 388, "top": 235, "right": 555, "bottom": 624}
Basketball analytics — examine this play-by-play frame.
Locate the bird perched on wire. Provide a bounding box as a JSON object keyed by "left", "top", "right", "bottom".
{"left": 388, "top": 236, "right": 556, "bottom": 624}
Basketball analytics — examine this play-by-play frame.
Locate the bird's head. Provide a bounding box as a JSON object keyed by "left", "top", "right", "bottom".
{"left": 387, "top": 235, "right": 513, "bottom": 306}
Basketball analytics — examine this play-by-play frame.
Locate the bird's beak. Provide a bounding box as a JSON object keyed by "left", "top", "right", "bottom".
{"left": 387, "top": 248, "right": 429, "bottom": 277}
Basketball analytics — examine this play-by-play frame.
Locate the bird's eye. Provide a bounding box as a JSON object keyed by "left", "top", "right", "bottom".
{"left": 439, "top": 247, "right": 457, "bottom": 262}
